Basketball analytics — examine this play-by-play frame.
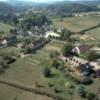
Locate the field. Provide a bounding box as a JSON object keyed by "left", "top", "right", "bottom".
{"left": 52, "top": 16, "right": 100, "bottom": 32}
{"left": 0, "top": 22, "right": 13, "bottom": 36}
{"left": 0, "top": 84, "right": 53, "bottom": 100}
{"left": 0, "top": 40, "right": 100, "bottom": 100}
{"left": 88, "top": 27, "right": 100, "bottom": 41}
{"left": 0, "top": 41, "right": 75, "bottom": 100}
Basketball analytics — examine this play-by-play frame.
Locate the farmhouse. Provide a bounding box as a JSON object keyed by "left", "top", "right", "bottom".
{"left": 80, "top": 34, "right": 90, "bottom": 41}
{"left": 26, "top": 38, "right": 50, "bottom": 51}
{"left": 67, "top": 56, "right": 93, "bottom": 76}
{"left": 45, "top": 31, "right": 60, "bottom": 38}
{"left": 78, "top": 64, "right": 92, "bottom": 76}
{"left": 1, "top": 36, "right": 17, "bottom": 46}
{"left": 72, "top": 44, "right": 90, "bottom": 55}
{"left": 67, "top": 56, "right": 88, "bottom": 68}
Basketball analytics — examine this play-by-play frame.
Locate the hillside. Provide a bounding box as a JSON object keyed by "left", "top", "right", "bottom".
{"left": 0, "top": 2, "right": 15, "bottom": 14}
{"left": 47, "top": 3, "right": 100, "bottom": 14}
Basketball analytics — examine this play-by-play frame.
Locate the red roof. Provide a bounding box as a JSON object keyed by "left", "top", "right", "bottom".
{"left": 79, "top": 45, "right": 90, "bottom": 53}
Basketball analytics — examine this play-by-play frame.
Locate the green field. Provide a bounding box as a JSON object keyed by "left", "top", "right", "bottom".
{"left": 0, "top": 41, "right": 75, "bottom": 100}
{"left": 52, "top": 16, "right": 100, "bottom": 32}
{"left": 0, "top": 22, "right": 13, "bottom": 36}
{"left": 0, "top": 40, "right": 100, "bottom": 100}
{"left": 0, "top": 84, "right": 53, "bottom": 100}
{"left": 88, "top": 27, "right": 100, "bottom": 40}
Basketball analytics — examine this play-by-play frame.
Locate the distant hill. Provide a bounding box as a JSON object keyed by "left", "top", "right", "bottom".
{"left": 47, "top": 1, "right": 100, "bottom": 14}
{"left": 0, "top": 2, "right": 15, "bottom": 14}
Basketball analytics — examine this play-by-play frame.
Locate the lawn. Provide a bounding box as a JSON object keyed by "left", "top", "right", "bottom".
{"left": 52, "top": 16, "right": 100, "bottom": 32}
{"left": 0, "top": 22, "right": 13, "bottom": 36}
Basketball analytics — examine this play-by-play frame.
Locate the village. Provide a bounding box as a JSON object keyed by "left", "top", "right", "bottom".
{"left": 0, "top": 16, "right": 100, "bottom": 99}
{"left": 0, "top": 0, "right": 100, "bottom": 99}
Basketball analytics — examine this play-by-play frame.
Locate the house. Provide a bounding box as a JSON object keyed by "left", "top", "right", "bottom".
{"left": 80, "top": 34, "right": 95, "bottom": 41}
{"left": 80, "top": 34, "right": 90, "bottom": 41}
{"left": 45, "top": 31, "right": 60, "bottom": 38}
{"left": 67, "top": 56, "right": 93, "bottom": 76}
{"left": 1, "top": 36, "right": 17, "bottom": 46}
{"left": 77, "top": 63, "right": 92, "bottom": 76}
{"left": 67, "top": 56, "right": 88, "bottom": 68}
{"left": 72, "top": 44, "right": 90, "bottom": 55}
{"left": 26, "top": 39, "right": 50, "bottom": 51}
{"left": 1, "top": 39, "right": 7, "bottom": 45}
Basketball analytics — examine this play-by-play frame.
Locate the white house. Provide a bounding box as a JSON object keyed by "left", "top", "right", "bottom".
{"left": 1, "top": 39, "right": 7, "bottom": 45}
{"left": 45, "top": 31, "right": 60, "bottom": 38}
{"left": 72, "top": 45, "right": 90, "bottom": 55}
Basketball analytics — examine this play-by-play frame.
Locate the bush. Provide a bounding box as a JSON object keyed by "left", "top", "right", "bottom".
{"left": 43, "top": 67, "right": 51, "bottom": 77}
{"left": 50, "top": 51, "right": 60, "bottom": 59}
{"left": 54, "top": 85, "right": 62, "bottom": 93}
{"left": 75, "top": 85, "right": 86, "bottom": 97}
{"left": 62, "top": 43, "right": 73, "bottom": 57}
{"left": 48, "top": 81, "right": 55, "bottom": 87}
{"left": 86, "top": 92, "right": 96, "bottom": 100}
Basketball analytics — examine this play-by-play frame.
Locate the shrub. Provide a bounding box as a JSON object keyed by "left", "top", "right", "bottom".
{"left": 86, "top": 92, "right": 96, "bottom": 100}
{"left": 48, "top": 81, "right": 55, "bottom": 87}
{"left": 75, "top": 85, "right": 86, "bottom": 97}
{"left": 54, "top": 85, "right": 62, "bottom": 93}
{"left": 43, "top": 67, "right": 51, "bottom": 77}
{"left": 50, "top": 51, "right": 60, "bottom": 59}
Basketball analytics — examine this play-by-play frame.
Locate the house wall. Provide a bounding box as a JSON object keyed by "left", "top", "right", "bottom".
{"left": 67, "top": 56, "right": 88, "bottom": 68}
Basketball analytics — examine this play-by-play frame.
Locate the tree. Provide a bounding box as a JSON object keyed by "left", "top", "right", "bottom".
{"left": 52, "top": 60, "right": 60, "bottom": 69}
{"left": 10, "top": 28, "right": 17, "bottom": 35}
{"left": 86, "top": 92, "right": 96, "bottom": 100}
{"left": 75, "top": 85, "right": 86, "bottom": 97}
{"left": 86, "top": 51, "right": 97, "bottom": 61}
{"left": 62, "top": 43, "right": 73, "bottom": 57}
{"left": 49, "top": 51, "right": 60, "bottom": 59}
{"left": 60, "top": 28, "right": 72, "bottom": 40}
{"left": 43, "top": 67, "right": 51, "bottom": 77}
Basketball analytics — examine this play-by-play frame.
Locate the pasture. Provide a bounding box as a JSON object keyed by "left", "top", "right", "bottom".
{"left": 0, "top": 22, "right": 13, "bottom": 36}
{"left": 52, "top": 16, "right": 100, "bottom": 32}
{"left": 0, "top": 41, "right": 74, "bottom": 100}
{"left": 0, "top": 84, "right": 53, "bottom": 100}
{"left": 88, "top": 27, "right": 100, "bottom": 41}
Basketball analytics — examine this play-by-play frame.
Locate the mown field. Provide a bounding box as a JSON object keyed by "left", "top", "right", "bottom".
{"left": 52, "top": 16, "right": 100, "bottom": 32}
{"left": 0, "top": 22, "right": 13, "bottom": 36}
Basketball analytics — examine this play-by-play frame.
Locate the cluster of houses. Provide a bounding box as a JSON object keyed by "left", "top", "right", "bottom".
{"left": 67, "top": 44, "right": 100, "bottom": 77}
{"left": 74, "top": 12, "right": 100, "bottom": 17}
{"left": 28, "top": 24, "right": 53, "bottom": 36}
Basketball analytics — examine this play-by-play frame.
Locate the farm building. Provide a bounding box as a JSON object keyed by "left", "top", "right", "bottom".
{"left": 1, "top": 36, "right": 17, "bottom": 46}
{"left": 67, "top": 56, "right": 100, "bottom": 76}
{"left": 45, "top": 31, "right": 60, "bottom": 38}
{"left": 72, "top": 44, "right": 90, "bottom": 55}
{"left": 67, "top": 56, "right": 93, "bottom": 76}
{"left": 25, "top": 38, "right": 50, "bottom": 51}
